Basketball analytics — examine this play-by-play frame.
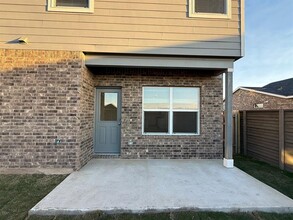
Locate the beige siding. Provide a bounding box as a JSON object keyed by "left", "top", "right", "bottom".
{"left": 0, "top": 0, "right": 242, "bottom": 57}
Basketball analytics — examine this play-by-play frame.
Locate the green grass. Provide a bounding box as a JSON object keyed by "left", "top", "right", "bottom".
{"left": 0, "top": 174, "right": 67, "bottom": 220}
{"left": 1, "top": 156, "right": 293, "bottom": 220}
{"left": 234, "top": 155, "right": 293, "bottom": 199}
{"left": 27, "top": 211, "right": 293, "bottom": 220}
{"left": 29, "top": 212, "right": 262, "bottom": 220}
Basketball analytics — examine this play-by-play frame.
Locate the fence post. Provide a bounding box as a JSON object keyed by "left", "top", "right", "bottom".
{"left": 243, "top": 111, "right": 247, "bottom": 155}
{"left": 279, "top": 109, "right": 285, "bottom": 170}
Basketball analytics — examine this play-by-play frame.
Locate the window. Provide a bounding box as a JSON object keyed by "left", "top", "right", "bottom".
{"left": 48, "top": 0, "right": 94, "bottom": 13}
{"left": 100, "top": 93, "right": 118, "bottom": 121}
{"left": 142, "top": 87, "right": 200, "bottom": 135}
{"left": 189, "top": 0, "right": 231, "bottom": 18}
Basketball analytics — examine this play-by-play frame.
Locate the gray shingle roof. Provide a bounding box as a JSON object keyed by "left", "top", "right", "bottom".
{"left": 243, "top": 78, "right": 293, "bottom": 97}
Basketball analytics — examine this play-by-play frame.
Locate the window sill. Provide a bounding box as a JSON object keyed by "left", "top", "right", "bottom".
{"left": 188, "top": 12, "right": 231, "bottom": 19}
{"left": 142, "top": 133, "right": 200, "bottom": 136}
{"left": 47, "top": 6, "right": 94, "bottom": 13}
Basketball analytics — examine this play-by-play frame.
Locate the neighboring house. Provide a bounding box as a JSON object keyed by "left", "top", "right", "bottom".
{"left": 233, "top": 78, "right": 293, "bottom": 111}
{"left": 0, "top": 0, "right": 244, "bottom": 172}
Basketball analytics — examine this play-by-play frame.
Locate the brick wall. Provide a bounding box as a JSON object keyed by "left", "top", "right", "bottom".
{"left": 233, "top": 89, "right": 293, "bottom": 110}
{"left": 0, "top": 49, "right": 224, "bottom": 170}
{"left": 0, "top": 49, "right": 92, "bottom": 170}
{"left": 79, "top": 66, "right": 95, "bottom": 168}
{"left": 92, "top": 68, "right": 223, "bottom": 159}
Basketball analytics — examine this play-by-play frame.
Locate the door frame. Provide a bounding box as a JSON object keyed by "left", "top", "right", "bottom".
{"left": 94, "top": 87, "right": 122, "bottom": 154}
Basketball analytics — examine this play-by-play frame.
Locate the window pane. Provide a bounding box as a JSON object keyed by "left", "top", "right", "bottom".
{"left": 144, "top": 112, "right": 168, "bottom": 133}
{"left": 56, "top": 0, "right": 89, "bottom": 7}
{"left": 173, "top": 88, "right": 199, "bottom": 110}
{"left": 100, "top": 93, "right": 117, "bottom": 121}
{"left": 195, "top": 0, "right": 226, "bottom": 14}
{"left": 143, "top": 87, "right": 170, "bottom": 109}
{"left": 173, "top": 112, "right": 198, "bottom": 133}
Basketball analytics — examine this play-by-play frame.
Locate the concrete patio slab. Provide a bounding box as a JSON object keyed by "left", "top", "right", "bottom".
{"left": 30, "top": 159, "right": 293, "bottom": 215}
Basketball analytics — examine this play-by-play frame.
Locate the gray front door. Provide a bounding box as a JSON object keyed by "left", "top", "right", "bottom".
{"left": 95, "top": 88, "right": 121, "bottom": 154}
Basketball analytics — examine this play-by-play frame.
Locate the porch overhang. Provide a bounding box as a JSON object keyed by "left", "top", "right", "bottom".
{"left": 85, "top": 54, "right": 234, "bottom": 70}
{"left": 85, "top": 53, "right": 235, "bottom": 169}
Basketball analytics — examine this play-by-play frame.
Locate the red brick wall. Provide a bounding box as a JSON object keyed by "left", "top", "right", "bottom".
{"left": 233, "top": 89, "right": 293, "bottom": 111}
{"left": 92, "top": 68, "right": 223, "bottom": 159}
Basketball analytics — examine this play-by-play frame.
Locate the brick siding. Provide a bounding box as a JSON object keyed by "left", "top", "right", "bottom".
{"left": 0, "top": 49, "right": 92, "bottom": 169}
{"left": 93, "top": 68, "right": 223, "bottom": 159}
{"left": 0, "top": 49, "right": 224, "bottom": 170}
{"left": 79, "top": 66, "right": 95, "bottom": 167}
{"left": 233, "top": 89, "right": 293, "bottom": 110}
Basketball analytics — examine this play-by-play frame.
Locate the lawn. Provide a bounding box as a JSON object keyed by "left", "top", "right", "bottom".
{"left": 0, "top": 156, "right": 292, "bottom": 220}
{"left": 26, "top": 211, "right": 293, "bottom": 220}
{"left": 0, "top": 174, "right": 67, "bottom": 220}
{"left": 234, "top": 155, "right": 293, "bottom": 199}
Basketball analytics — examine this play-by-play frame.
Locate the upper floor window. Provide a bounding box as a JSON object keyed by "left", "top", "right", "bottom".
{"left": 48, "top": 0, "right": 94, "bottom": 13}
{"left": 189, "top": 0, "right": 231, "bottom": 19}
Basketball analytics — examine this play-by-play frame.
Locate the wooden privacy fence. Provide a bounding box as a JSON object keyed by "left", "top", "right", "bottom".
{"left": 232, "top": 110, "right": 293, "bottom": 172}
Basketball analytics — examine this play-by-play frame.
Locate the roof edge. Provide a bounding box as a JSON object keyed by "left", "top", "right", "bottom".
{"left": 235, "top": 87, "right": 293, "bottom": 99}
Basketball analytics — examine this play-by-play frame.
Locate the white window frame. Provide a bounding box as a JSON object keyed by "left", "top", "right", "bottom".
{"left": 189, "top": 0, "right": 231, "bottom": 19}
{"left": 142, "top": 87, "right": 200, "bottom": 136}
{"left": 48, "top": 0, "right": 94, "bottom": 13}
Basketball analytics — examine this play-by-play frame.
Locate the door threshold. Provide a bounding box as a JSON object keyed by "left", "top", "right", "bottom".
{"left": 93, "top": 154, "right": 120, "bottom": 159}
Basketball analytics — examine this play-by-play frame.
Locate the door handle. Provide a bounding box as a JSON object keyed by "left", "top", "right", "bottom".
{"left": 118, "top": 122, "right": 121, "bottom": 125}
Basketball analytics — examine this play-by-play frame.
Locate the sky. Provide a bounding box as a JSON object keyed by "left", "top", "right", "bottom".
{"left": 233, "top": 0, "right": 293, "bottom": 90}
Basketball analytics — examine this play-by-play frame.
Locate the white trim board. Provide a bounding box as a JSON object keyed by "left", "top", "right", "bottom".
{"left": 48, "top": 0, "right": 94, "bottom": 13}
{"left": 188, "top": 0, "right": 232, "bottom": 19}
{"left": 240, "top": 0, "right": 245, "bottom": 57}
{"left": 142, "top": 87, "right": 200, "bottom": 136}
{"left": 85, "top": 54, "right": 234, "bottom": 70}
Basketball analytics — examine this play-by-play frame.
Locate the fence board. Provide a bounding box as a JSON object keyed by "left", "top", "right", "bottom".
{"left": 246, "top": 111, "right": 279, "bottom": 166}
{"left": 284, "top": 111, "right": 293, "bottom": 172}
{"left": 238, "top": 110, "right": 293, "bottom": 172}
{"left": 240, "top": 111, "right": 280, "bottom": 167}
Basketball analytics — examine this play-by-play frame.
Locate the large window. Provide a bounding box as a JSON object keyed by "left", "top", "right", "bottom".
{"left": 189, "top": 0, "right": 231, "bottom": 18}
{"left": 143, "top": 87, "right": 200, "bottom": 135}
{"left": 48, "top": 0, "right": 94, "bottom": 13}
